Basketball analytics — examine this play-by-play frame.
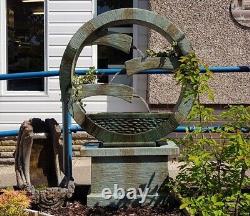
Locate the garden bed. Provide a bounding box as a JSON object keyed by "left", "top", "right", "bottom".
{"left": 44, "top": 201, "right": 184, "bottom": 216}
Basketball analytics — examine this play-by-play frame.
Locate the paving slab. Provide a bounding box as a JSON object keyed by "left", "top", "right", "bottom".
{"left": 0, "top": 157, "right": 91, "bottom": 188}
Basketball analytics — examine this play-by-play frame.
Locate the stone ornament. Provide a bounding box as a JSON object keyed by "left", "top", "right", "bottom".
{"left": 15, "top": 118, "right": 74, "bottom": 210}
{"left": 60, "top": 8, "right": 195, "bottom": 144}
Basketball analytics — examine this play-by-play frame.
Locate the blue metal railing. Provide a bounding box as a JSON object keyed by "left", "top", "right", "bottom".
{"left": 1, "top": 65, "right": 249, "bottom": 137}
{"left": 1, "top": 66, "right": 250, "bottom": 80}
{"left": 1, "top": 66, "right": 250, "bottom": 179}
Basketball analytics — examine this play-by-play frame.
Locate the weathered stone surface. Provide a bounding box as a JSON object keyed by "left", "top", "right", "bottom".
{"left": 0, "top": 146, "right": 16, "bottom": 151}
{"left": 0, "top": 133, "right": 90, "bottom": 164}
{"left": 25, "top": 209, "right": 53, "bottom": 216}
{"left": 100, "top": 142, "right": 156, "bottom": 148}
{"left": 71, "top": 132, "right": 94, "bottom": 140}
{"left": 0, "top": 136, "right": 17, "bottom": 141}
{"left": 89, "top": 155, "right": 169, "bottom": 205}
{"left": 81, "top": 113, "right": 178, "bottom": 144}
{"left": 38, "top": 212, "right": 52, "bottom": 216}
{"left": 0, "top": 158, "right": 15, "bottom": 165}
{"left": 85, "top": 142, "right": 179, "bottom": 207}
{"left": 74, "top": 139, "right": 97, "bottom": 146}
{"left": 15, "top": 120, "right": 33, "bottom": 187}
{"left": 72, "top": 157, "right": 91, "bottom": 185}
{"left": 76, "top": 84, "right": 134, "bottom": 102}
{"left": 73, "top": 151, "right": 81, "bottom": 157}
{"left": 13, "top": 118, "right": 76, "bottom": 211}
{"left": 0, "top": 140, "right": 16, "bottom": 146}
{"left": 26, "top": 209, "right": 38, "bottom": 216}
{"left": 58, "top": 9, "right": 191, "bottom": 207}
{"left": 125, "top": 56, "right": 180, "bottom": 76}
{"left": 0, "top": 152, "right": 14, "bottom": 158}
{"left": 30, "top": 181, "right": 75, "bottom": 211}
{"left": 92, "top": 32, "right": 132, "bottom": 54}
{"left": 81, "top": 142, "right": 179, "bottom": 157}
{"left": 68, "top": 101, "right": 86, "bottom": 126}
{"left": 72, "top": 145, "right": 82, "bottom": 151}
{"left": 148, "top": 0, "right": 250, "bottom": 105}
{"left": 0, "top": 165, "right": 16, "bottom": 186}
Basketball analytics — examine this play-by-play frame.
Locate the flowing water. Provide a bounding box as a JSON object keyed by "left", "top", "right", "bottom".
{"left": 133, "top": 45, "right": 146, "bottom": 58}
{"left": 133, "top": 94, "right": 151, "bottom": 113}
{"left": 132, "top": 47, "right": 151, "bottom": 113}
{"left": 110, "top": 46, "right": 145, "bottom": 83}
{"left": 110, "top": 46, "right": 161, "bottom": 124}
{"left": 110, "top": 71, "right": 121, "bottom": 83}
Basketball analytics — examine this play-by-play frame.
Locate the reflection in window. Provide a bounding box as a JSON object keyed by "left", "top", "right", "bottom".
{"left": 230, "top": 0, "right": 250, "bottom": 28}
{"left": 97, "top": 0, "right": 133, "bottom": 84}
{"left": 7, "top": 0, "right": 44, "bottom": 91}
{"left": 97, "top": 0, "right": 133, "bottom": 15}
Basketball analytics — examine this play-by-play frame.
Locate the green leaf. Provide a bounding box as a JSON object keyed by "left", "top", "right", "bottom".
{"left": 180, "top": 202, "right": 190, "bottom": 209}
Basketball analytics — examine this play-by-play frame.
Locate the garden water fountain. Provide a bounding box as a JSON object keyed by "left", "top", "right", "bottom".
{"left": 59, "top": 8, "right": 195, "bottom": 206}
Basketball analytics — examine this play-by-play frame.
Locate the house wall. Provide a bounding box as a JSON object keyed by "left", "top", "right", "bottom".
{"left": 0, "top": 0, "right": 150, "bottom": 131}
{"left": 0, "top": 0, "right": 101, "bottom": 130}
{"left": 46, "top": 0, "right": 108, "bottom": 119}
{"left": 148, "top": 0, "right": 250, "bottom": 105}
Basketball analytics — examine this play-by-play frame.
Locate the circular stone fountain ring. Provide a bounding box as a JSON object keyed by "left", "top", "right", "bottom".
{"left": 59, "top": 8, "right": 195, "bottom": 145}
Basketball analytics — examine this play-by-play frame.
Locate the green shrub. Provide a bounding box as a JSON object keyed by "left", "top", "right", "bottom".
{"left": 171, "top": 53, "right": 250, "bottom": 216}
{"left": 176, "top": 107, "right": 250, "bottom": 216}
{"left": 0, "top": 189, "right": 30, "bottom": 216}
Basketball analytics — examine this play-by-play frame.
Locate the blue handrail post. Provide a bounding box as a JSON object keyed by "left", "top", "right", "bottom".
{"left": 62, "top": 101, "right": 73, "bottom": 180}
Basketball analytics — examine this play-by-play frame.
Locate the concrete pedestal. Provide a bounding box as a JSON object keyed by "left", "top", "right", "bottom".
{"left": 80, "top": 141, "right": 179, "bottom": 207}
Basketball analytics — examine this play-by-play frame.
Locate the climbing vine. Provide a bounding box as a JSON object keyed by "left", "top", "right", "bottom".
{"left": 175, "top": 52, "right": 215, "bottom": 124}
{"left": 169, "top": 52, "right": 250, "bottom": 216}
{"left": 71, "top": 66, "right": 97, "bottom": 106}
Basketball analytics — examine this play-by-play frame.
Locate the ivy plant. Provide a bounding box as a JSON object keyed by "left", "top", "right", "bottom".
{"left": 71, "top": 66, "right": 97, "bottom": 106}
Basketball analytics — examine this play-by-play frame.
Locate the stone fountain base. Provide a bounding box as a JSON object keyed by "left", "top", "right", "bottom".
{"left": 80, "top": 141, "right": 179, "bottom": 207}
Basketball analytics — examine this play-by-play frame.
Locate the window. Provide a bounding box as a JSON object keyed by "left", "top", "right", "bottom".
{"left": 97, "top": 0, "right": 133, "bottom": 85}
{"left": 7, "top": 0, "right": 45, "bottom": 91}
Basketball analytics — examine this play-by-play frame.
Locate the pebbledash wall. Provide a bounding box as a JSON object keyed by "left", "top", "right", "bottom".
{"left": 148, "top": 0, "right": 250, "bottom": 106}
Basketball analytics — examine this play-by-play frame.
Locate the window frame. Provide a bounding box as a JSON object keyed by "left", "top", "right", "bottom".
{"left": 0, "top": 0, "right": 48, "bottom": 97}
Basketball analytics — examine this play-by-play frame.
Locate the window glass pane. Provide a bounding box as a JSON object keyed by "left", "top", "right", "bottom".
{"left": 97, "top": 0, "right": 133, "bottom": 84}
{"left": 7, "top": 0, "right": 44, "bottom": 91}
{"left": 97, "top": 0, "right": 133, "bottom": 15}
{"left": 97, "top": 39, "right": 133, "bottom": 85}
